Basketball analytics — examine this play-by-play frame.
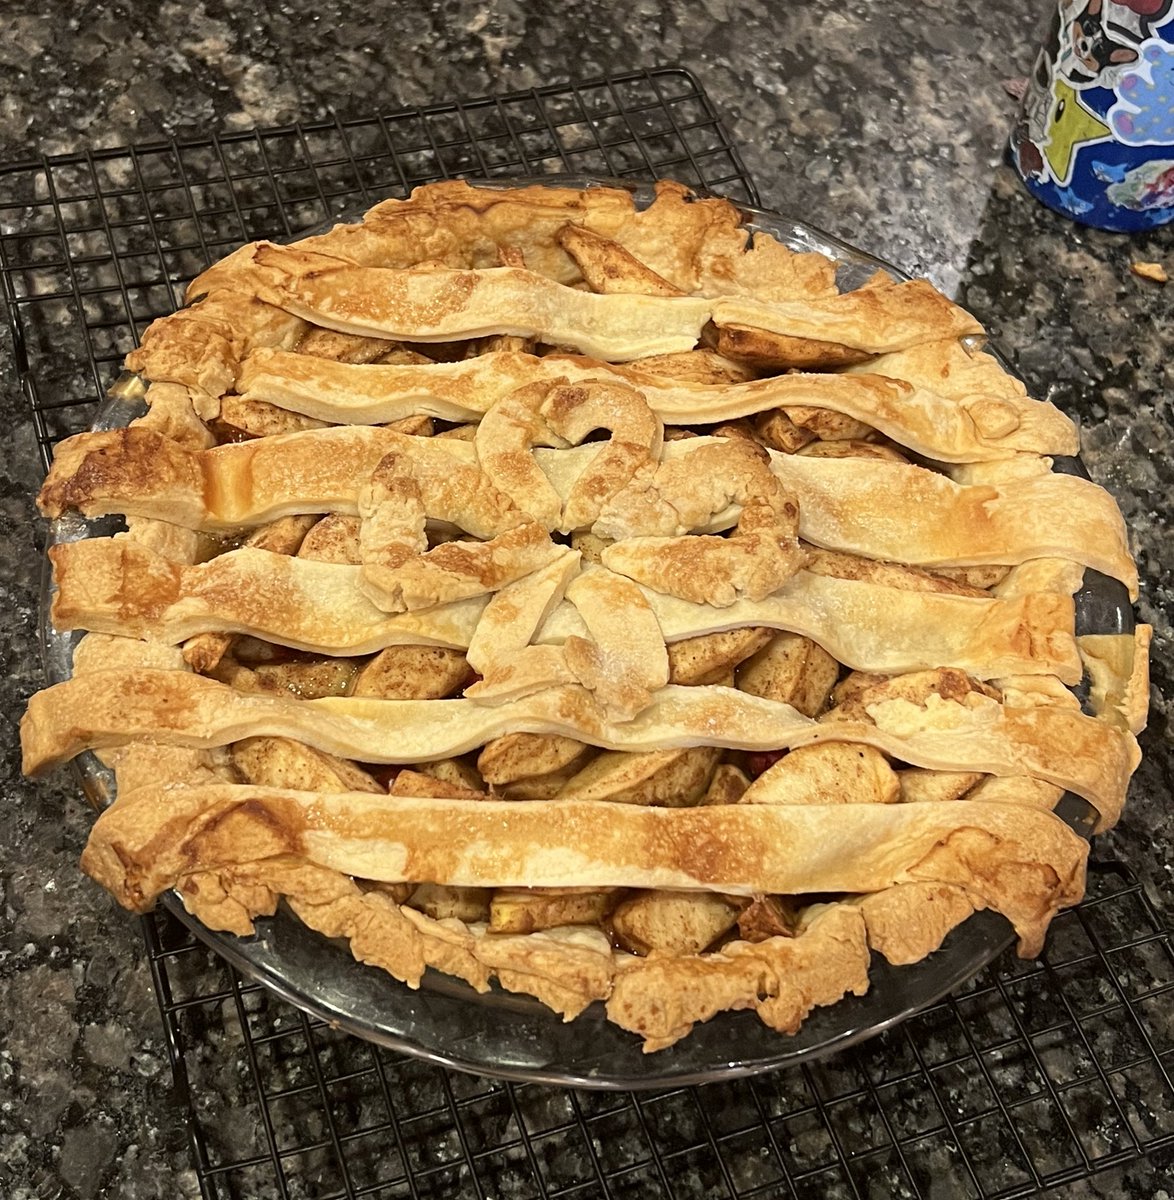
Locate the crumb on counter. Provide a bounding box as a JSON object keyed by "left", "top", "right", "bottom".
{"left": 1131, "top": 261, "right": 1168, "bottom": 284}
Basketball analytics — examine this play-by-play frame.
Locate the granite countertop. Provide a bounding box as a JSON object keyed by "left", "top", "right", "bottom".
{"left": 1, "top": 2, "right": 1170, "bottom": 1197}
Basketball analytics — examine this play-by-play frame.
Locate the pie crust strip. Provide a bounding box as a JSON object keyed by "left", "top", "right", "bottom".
{"left": 128, "top": 176, "right": 844, "bottom": 397}
{"left": 248, "top": 249, "right": 983, "bottom": 359}
{"left": 771, "top": 455, "right": 1136, "bottom": 597}
{"left": 707, "top": 279, "right": 982, "bottom": 353}
{"left": 252, "top": 259, "right": 715, "bottom": 362}
{"left": 235, "top": 348, "right": 1078, "bottom": 461}
{"left": 49, "top": 540, "right": 1082, "bottom": 681}
{"left": 183, "top": 179, "right": 839, "bottom": 303}
{"left": 37, "top": 426, "right": 1132, "bottom": 593}
{"left": 81, "top": 783, "right": 1087, "bottom": 956}
{"left": 21, "top": 671, "right": 1138, "bottom": 821}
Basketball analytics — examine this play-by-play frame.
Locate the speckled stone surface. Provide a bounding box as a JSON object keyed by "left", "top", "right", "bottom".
{"left": 1, "top": 2, "right": 1171, "bottom": 1197}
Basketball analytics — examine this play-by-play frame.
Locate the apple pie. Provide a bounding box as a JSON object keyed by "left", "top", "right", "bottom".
{"left": 21, "top": 180, "right": 1149, "bottom": 1052}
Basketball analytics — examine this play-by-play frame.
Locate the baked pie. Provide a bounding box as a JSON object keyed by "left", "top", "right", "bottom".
{"left": 21, "top": 180, "right": 1150, "bottom": 1052}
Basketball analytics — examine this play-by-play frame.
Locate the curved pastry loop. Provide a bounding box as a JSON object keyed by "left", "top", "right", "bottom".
{"left": 473, "top": 380, "right": 568, "bottom": 527}
{"left": 540, "top": 379, "right": 663, "bottom": 532}
{"left": 473, "top": 378, "right": 663, "bottom": 534}
{"left": 599, "top": 442, "right": 804, "bottom": 606}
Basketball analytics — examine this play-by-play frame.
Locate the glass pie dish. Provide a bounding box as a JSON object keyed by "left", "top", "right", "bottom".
{"left": 39, "top": 177, "right": 1129, "bottom": 1089}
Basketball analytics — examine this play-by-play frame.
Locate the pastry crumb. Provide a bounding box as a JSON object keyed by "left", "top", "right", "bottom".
{"left": 1131, "top": 261, "right": 1168, "bottom": 284}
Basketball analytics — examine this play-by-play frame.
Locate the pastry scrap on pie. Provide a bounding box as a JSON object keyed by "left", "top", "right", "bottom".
{"left": 21, "top": 180, "right": 1149, "bottom": 1053}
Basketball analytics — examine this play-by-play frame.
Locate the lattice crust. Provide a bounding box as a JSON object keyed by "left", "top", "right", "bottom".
{"left": 20, "top": 180, "right": 1149, "bottom": 1052}
{"left": 39, "top": 428, "right": 1134, "bottom": 589}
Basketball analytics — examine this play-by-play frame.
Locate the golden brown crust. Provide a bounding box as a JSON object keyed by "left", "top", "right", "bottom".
{"left": 855, "top": 883, "right": 978, "bottom": 964}
{"left": 805, "top": 549, "right": 989, "bottom": 597}
{"left": 233, "top": 348, "right": 1077, "bottom": 461}
{"left": 47, "top": 538, "right": 1083, "bottom": 682}
{"left": 600, "top": 515, "right": 803, "bottom": 608}
{"left": 607, "top": 905, "right": 871, "bottom": 1050}
{"left": 771, "top": 456, "right": 1135, "bottom": 595}
{"left": 81, "top": 783, "right": 1086, "bottom": 952}
{"left": 44, "top": 435, "right": 1116, "bottom": 614}
{"left": 196, "top": 180, "right": 835, "bottom": 306}
{"left": 24, "top": 179, "right": 1148, "bottom": 1050}
{"left": 52, "top": 535, "right": 1080, "bottom": 676}
{"left": 251, "top": 254, "right": 714, "bottom": 362}
{"left": 43, "top": 386, "right": 1089, "bottom": 547}
{"left": 39, "top": 428, "right": 205, "bottom": 524}
{"left": 125, "top": 289, "right": 304, "bottom": 399}
{"left": 23, "top": 669, "right": 1137, "bottom": 820}
{"left": 49, "top": 538, "right": 486, "bottom": 655}
{"left": 185, "top": 179, "right": 835, "bottom": 304}
{"left": 177, "top": 851, "right": 616, "bottom": 1016}
{"left": 711, "top": 279, "right": 984, "bottom": 353}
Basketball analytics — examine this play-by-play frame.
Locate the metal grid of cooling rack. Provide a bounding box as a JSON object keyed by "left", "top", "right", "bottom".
{"left": 3, "top": 66, "right": 1172, "bottom": 1200}
{"left": 0, "top": 66, "right": 756, "bottom": 473}
{"left": 142, "top": 863, "right": 1174, "bottom": 1199}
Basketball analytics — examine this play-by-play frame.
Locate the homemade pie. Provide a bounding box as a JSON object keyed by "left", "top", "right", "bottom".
{"left": 21, "top": 180, "right": 1150, "bottom": 1052}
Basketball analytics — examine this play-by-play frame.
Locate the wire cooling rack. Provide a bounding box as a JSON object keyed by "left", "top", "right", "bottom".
{"left": 0, "top": 67, "right": 756, "bottom": 473}
{"left": 142, "top": 864, "right": 1174, "bottom": 1199}
{"left": 3, "top": 66, "right": 1172, "bottom": 1199}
